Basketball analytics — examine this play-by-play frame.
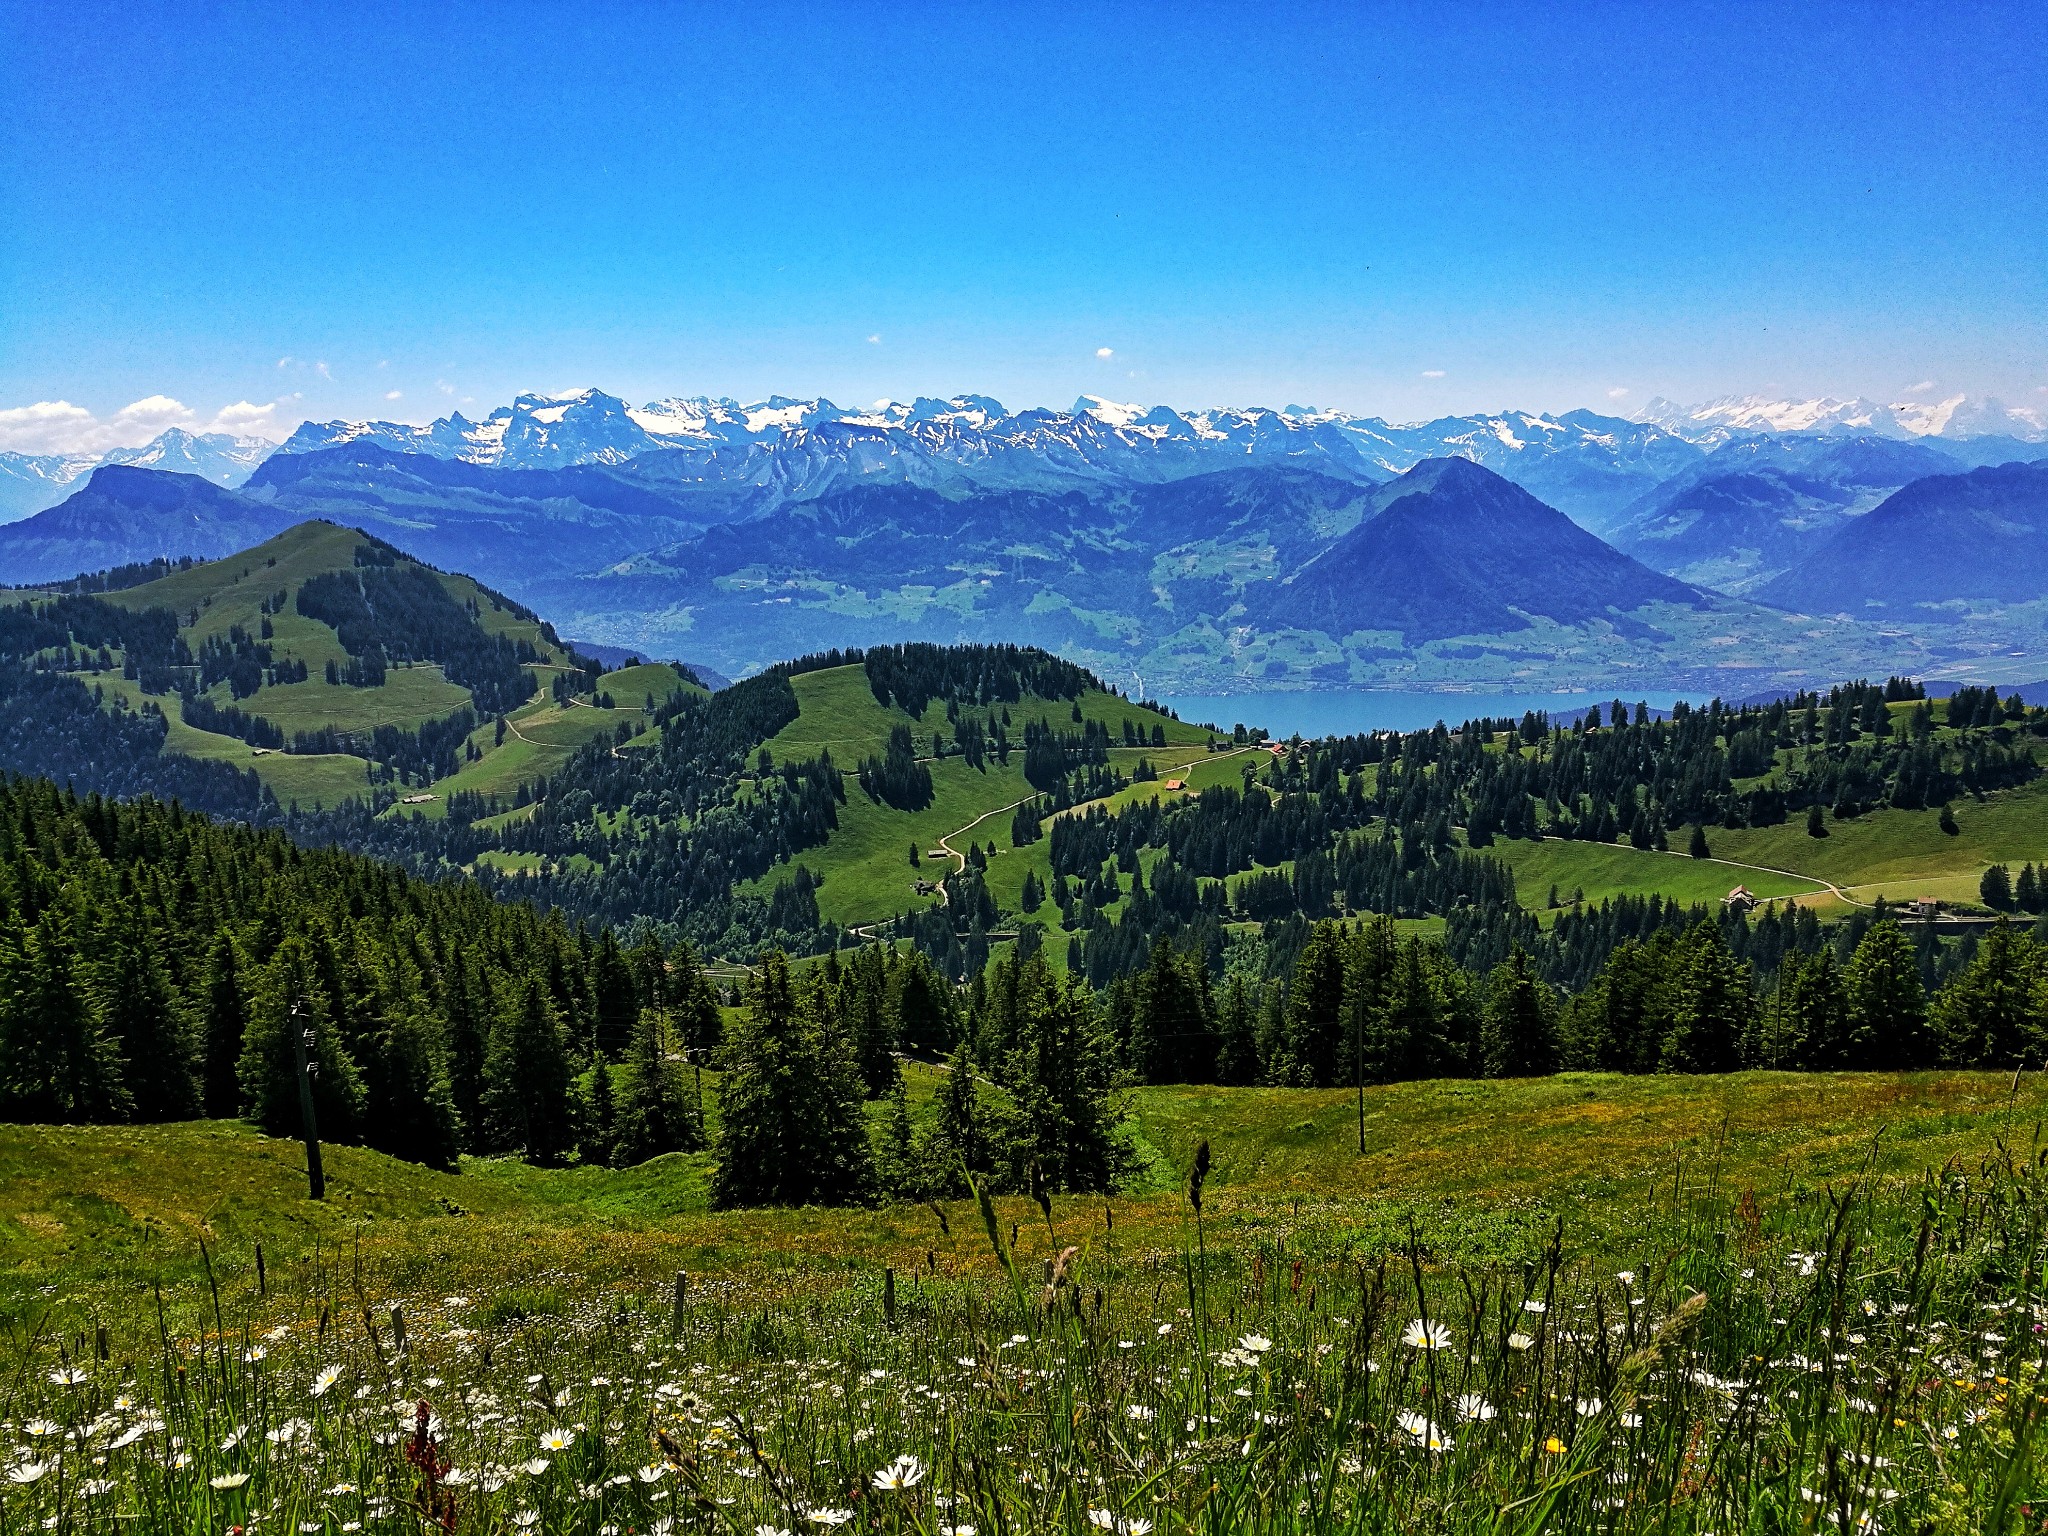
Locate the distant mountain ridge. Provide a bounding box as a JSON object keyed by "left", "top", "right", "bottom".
{"left": 0, "top": 429, "right": 275, "bottom": 523}
{"left": 1756, "top": 460, "right": 2048, "bottom": 613}
{"left": 281, "top": 387, "right": 1705, "bottom": 530}
{"left": 1246, "top": 458, "right": 1704, "bottom": 644}
{"left": 1610, "top": 434, "right": 1973, "bottom": 594}
{"left": 1634, "top": 392, "right": 2048, "bottom": 446}
{"left": 0, "top": 466, "right": 300, "bottom": 582}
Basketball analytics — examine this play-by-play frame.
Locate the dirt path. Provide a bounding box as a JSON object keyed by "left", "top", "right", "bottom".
{"left": 1541, "top": 835, "right": 1870, "bottom": 909}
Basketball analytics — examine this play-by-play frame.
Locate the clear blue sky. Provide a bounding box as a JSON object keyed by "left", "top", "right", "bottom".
{"left": 2, "top": 2, "right": 2042, "bottom": 448}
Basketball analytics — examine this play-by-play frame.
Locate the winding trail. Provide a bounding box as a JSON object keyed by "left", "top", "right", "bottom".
{"left": 1539, "top": 835, "right": 1872, "bottom": 909}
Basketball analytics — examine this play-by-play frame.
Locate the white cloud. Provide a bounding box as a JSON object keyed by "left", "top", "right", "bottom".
{"left": 385, "top": 389, "right": 403, "bottom": 401}
{"left": 207, "top": 400, "right": 276, "bottom": 435}
{"left": 315, "top": 361, "right": 332, "bottom": 380}
{"left": 275, "top": 356, "right": 293, "bottom": 369}
{"left": 436, "top": 379, "right": 455, "bottom": 395}
{"left": 1903, "top": 379, "right": 1936, "bottom": 393}
{"left": 0, "top": 394, "right": 281, "bottom": 454}
{"left": 1421, "top": 369, "right": 1446, "bottom": 379}
{"left": 1606, "top": 386, "right": 1629, "bottom": 399}
{"left": 1096, "top": 347, "right": 1114, "bottom": 360}
{"left": 867, "top": 333, "right": 881, "bottom": 345}
{"left": 0, "top": 400, "right": 97, "bottom": 454}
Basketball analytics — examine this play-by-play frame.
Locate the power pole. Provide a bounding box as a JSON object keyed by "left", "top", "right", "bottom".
{"left": 1354, "top": 1003, "right": 1365, "bottom": 1156}
{"left": 290, "top": 1001, "right": 326, "bottom": 1201}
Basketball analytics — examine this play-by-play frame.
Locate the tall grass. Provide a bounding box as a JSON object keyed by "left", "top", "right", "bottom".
{"left": 2, "top": 1139, "right": 2043, "bottom": 1533}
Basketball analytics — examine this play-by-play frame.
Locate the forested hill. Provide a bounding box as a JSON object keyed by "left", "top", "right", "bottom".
{"left": 0, "top": 774, "right": 721, "bottom": 1168}
{"left": 0, "top": 520, "right": 593, "bottom": 817}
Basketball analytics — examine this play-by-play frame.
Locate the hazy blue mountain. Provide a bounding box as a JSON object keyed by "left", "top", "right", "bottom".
{"left": 1246, "top": 458, "right": 1705, "bottom": 644}
{"left": 239, "top": 442, "right": 760, "bottom": 582}
{"left": 1757, "top": 460, "right": 2048, "bottom": 613}
{"left": 1611, "top": 435, "right": 1966, "bottom": 593}
{"left": 0, "top": 429, "right": 274, "bottom": 523}
{"left": 0, "top": 467, "right": 299, "bottom": 584}
{"left": 518, "top": 465, "right": 1388, "bottom": 677}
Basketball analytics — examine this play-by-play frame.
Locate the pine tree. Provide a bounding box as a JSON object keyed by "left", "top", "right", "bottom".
{"left": 712, "top": 953, "right": 875, "bottom": 1207}
{"left": 1843, "top": 920, "right": 1927, "bottom": 1069}
{"left": 1479, "top": 948, "right": 1558, "bottom": 1078}
{"left": 583, "top": 1056, "right": 618, "bottom": 1166}
{"left": 1777, "top": 948, "right": 1850, "bottom": 1069}
{"left": 1688, "top": 823, "right": 1710, "bottom": 860}
{"left": 889, "top": 951, "right": 955, "bottom": 1055}
{"left": 1930, "top": 923, "right": 2038, "bottom": 1068}
{"left": 996, "top": 952, "right": 1127, "bottom": 1193}
{"left": 877, "top": 1074, "right": 919, "bottom": 1198}
{"left": 591, "top": 931, "right": 637, "bottom": 1059}
{"left": 481, "top": 972, "right": 574, "bottom": 1162}
{"left": 1214, "top": 973, "right": 1262, "bottom": 1085}
{"left": 1806, "top": 803, "right": 1829, "bottom": 838}
{"left": 1659, "top": 926, "right": 1753, "bottom": 1073}
{"left": 0, "top": 909, "right": 130, "bottom": 1123}
{"left": 613, "top": 995, "right": 703, "bottom": 1165}
{"left": 362, "top": 979, "right": 463, "bottom": 1169}
{"left": 1938, "top": 804, "right": 1959, "bottom": 836}
{"left": 2019, "top": 863, "right": 2044, "bottom": 915}
{"left": 922, "top": 1042, "right": 992, "bottom": 1194}
{"left": 1129, "top": 937, "right": 1215, "bottom": 1083}
{"left": 1981, "top": 864, "right": 2015, "bottom": 912}
{"left": 199, "top": 933, "right": 247, "bottom": 1119}
{"left": 91, "top": 907, "right": 198, "bottom": 1122}
{"left": 1275, "top": 920, "right": 1347, "bottom": 1086}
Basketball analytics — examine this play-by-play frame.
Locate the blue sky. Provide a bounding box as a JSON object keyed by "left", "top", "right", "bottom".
{"left": 1, "top": 2, "right": 2042, "bottom": 450}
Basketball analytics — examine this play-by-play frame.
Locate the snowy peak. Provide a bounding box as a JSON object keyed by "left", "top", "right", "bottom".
{"left": 1636, "top": 393, "right": 2047, "bottom": 444}
{"left": 0, "top": 429, "right": 275, "bottom": 523}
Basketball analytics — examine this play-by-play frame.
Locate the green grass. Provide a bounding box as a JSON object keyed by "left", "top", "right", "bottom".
{"left": 2, "top": 1073, "right": 2044, "bottom": 1533}
{"left": 5, "top": 1070, "right": 2041, "bottom": 1304}
{"left": 748, "top": 666, "right": 1220, "bottom": 929}
{"left": 1468, "top": 774, "right": 2048, "bottom": 918}
{"left": 217, "top": 663, "right": 472, "bottom": 733}
{"left": 57, "top": 521, "right": 605, "bottom": 811}
{"left": 597, "top": 660, "right": 705, "bottom": 706}
{"left": 1484, "top": 837, "right": 1823, "bottom": 911}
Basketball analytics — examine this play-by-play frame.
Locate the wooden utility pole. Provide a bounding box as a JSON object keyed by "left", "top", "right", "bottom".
{"left": 1354, "top": 1005, "right": 1365, "bottom": 1155}
{"left": 290, "top": 1001, "right": 326, "bottom": 1200}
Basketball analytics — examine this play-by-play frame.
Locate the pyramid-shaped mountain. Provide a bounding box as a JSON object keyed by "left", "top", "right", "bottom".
{"left": 1247, "top": 457, "right": 1705, "bottom": 643}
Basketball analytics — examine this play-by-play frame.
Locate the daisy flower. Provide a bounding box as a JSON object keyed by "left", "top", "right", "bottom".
{"left": 1402, "top": 1319, "right": 1454, "bottom": 1351}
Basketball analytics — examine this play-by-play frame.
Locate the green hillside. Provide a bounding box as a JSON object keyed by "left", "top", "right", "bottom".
{"left": 6, "top": 520, "right": 702, "bottom": 811}
{"left": 740, "top": 662, "right": 1220, "bottom": 927}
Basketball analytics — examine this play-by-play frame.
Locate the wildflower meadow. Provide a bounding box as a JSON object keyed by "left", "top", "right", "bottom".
{"left": 3, "top": 1134, "right": 2043, "bottom": 1534}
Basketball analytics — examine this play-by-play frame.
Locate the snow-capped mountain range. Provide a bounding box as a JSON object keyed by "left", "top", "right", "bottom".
{"left": 1632, "top": 393, "right": 2047, "bottom": 446}
{"left": 6, "top": 385, "right": 2038, "bottom": 533}
{"left": 275, "top": 386, "right": 2047, "bottom": 527}
{"left": 0, "top": 428, "right": 275, "bottom": 523}
{"left": 278, "top": 388, "right": 1719, "bottom": 527}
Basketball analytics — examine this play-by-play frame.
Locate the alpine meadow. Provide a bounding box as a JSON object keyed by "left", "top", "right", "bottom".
{"left": 4, "top": 7, "right": 2048, "bottom": 1533}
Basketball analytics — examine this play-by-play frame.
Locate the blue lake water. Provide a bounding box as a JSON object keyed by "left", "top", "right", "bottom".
{"left": 1157, "top": 689, "right": 1699, "bottom": 739}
